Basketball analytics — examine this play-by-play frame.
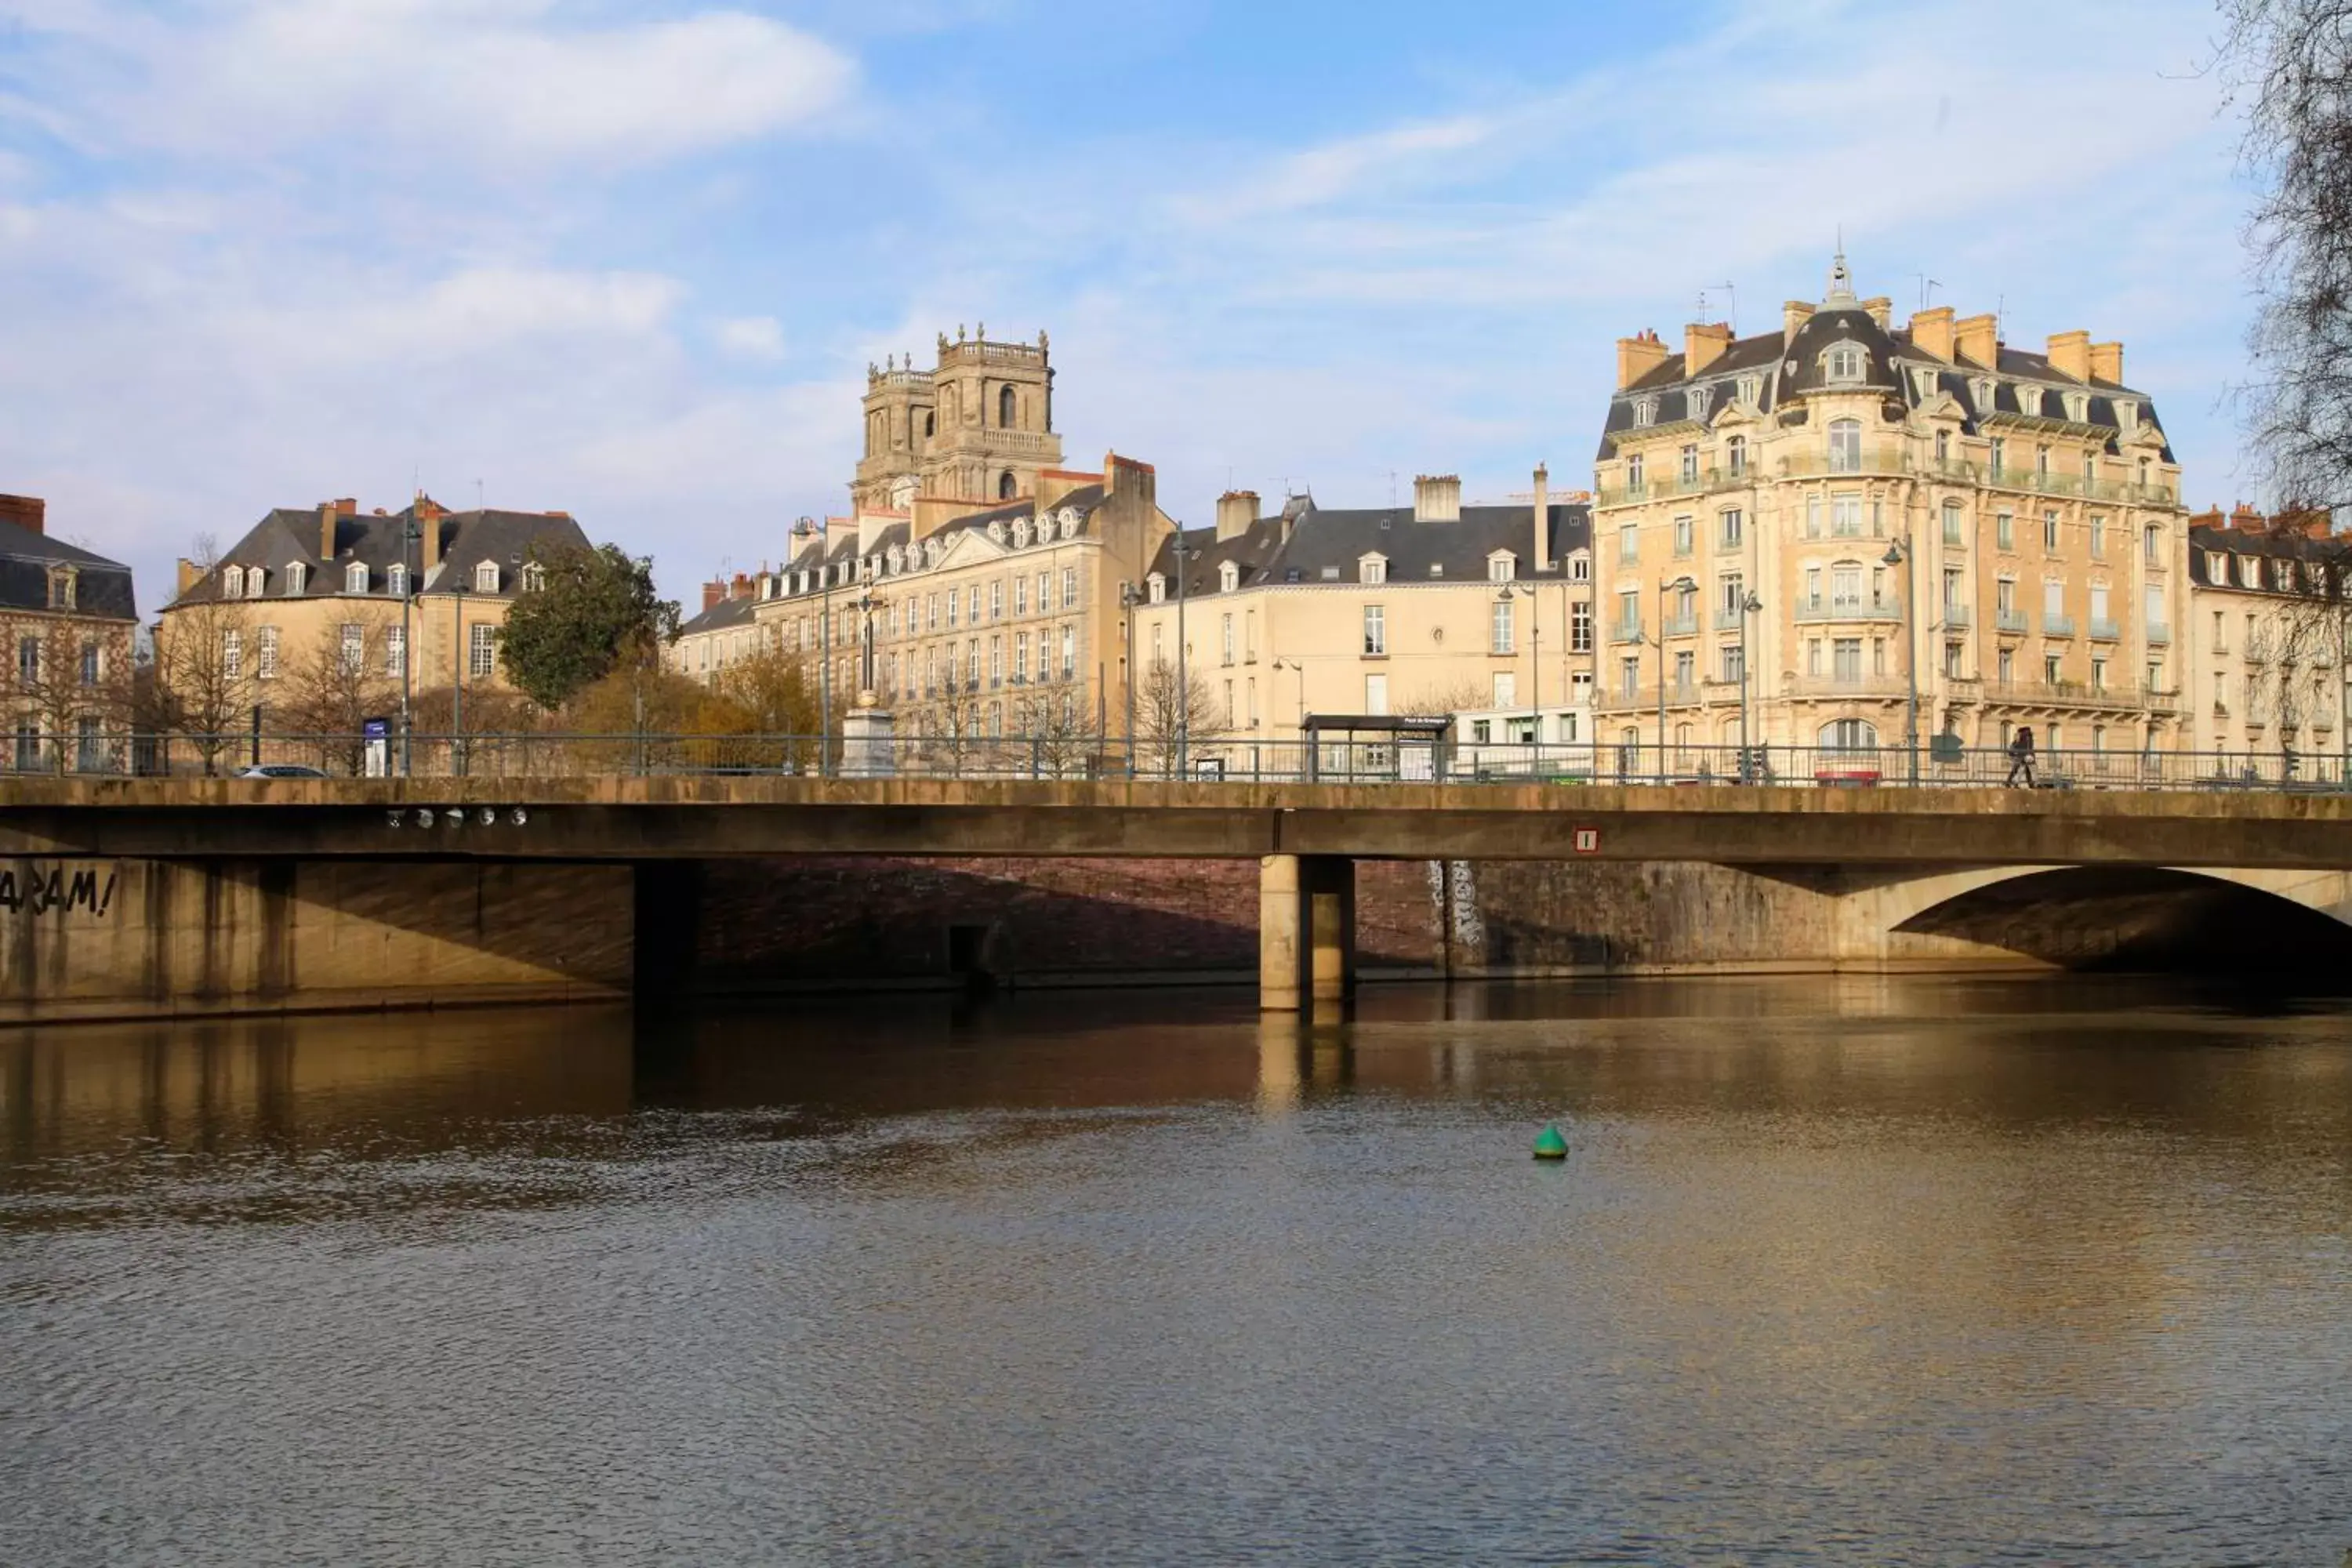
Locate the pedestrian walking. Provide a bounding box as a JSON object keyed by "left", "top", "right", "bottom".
{"left": 2005, "top": 725, "right": 2037, "bottom": 788}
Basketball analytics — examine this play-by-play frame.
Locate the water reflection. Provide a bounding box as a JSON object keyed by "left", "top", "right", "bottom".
{"left": 2, "top": 979, "right": 2349, "bottom": 1566}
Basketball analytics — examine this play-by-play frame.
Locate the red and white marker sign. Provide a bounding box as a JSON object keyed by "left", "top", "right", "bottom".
{"left": 1573, "top": 827, "right": 1600, "bottom": 855}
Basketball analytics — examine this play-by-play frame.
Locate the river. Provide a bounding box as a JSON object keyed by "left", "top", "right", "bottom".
{"left": 2, "top": 978, "right": 2348, "bottom": 1565}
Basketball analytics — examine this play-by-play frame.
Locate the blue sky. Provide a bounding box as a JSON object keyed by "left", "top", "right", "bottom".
{"left": 0, "top": 0, "right": 2257, "bottom": 611}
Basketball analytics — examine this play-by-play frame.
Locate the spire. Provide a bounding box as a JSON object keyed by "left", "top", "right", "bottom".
{"left": 1825, "top": 247, "right": 1857, "bottom": 306}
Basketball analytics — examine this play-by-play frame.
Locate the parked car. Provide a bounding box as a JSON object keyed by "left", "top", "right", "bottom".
{"left": 235, "top": 764, "right": 330, "bottom": 779}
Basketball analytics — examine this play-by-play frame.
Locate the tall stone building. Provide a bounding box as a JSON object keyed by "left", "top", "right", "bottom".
{"left": 1593, "top": 255, "right": 2189, "bottom": 773}
{"left": 852, "top": 328, "right": 1061, "bottom": 511}
{"left": 2184, "top": 504, "right": 2349, "bottom": 769}
{"left": 0, "top": 494, "right": 139, "bottom": 772}
{"left": 1129, "top": 473, "right": 1595, "bottom": 750}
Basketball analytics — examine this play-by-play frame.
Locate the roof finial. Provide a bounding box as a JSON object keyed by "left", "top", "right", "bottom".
{"left": 1825, "top": 236, "right": 1857, "bottom": 306}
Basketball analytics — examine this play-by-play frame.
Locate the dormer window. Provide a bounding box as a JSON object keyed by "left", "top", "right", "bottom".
{"left": 2116, "top": 399, "right": 2140, "bottom": 433}
{"left": 1911, "top": 366, "right": 1938, "bottom": 398}
{"left": 1632, "top": 397, "right": 1657, "bottom": 427}
{"left": 2064, "top": 391, "right": 2089, "bottom": 422}
{"left": 1358, "top": 554, "right": 1387, "bottom": 586}
{"left": 1146, "top": 574, "right": 1166, "bottom": 604}
{"left": 1013, "top": 520, "right": 1030, "bottom": 548}
{"left": 1488, "top": 553, "right": 1516, "bottom": 583}
{"left": 1570, "top": 553, "right": 1590, "bottom": 583}
{"left": 284, "top": 563, "right": 307, "bottom": 595}
{"left": 2206, "top": 550, "right": 2226, "bottom": 579}
{"left": 1737, "top": 374, "right": 1762, "bottom": 406}
{"left": 473, "top": 560, "right": 499, "bottom": 592}
{"left": 1972, "top": 376, "right": 1995, "bottom": 412}
{"left": 1219, "top": 561, "right": 1241, "bottom": 592}
{"left": 986, "top": 520, "right": 1006, "bottom": 544}
{"left": 388, "top": 563, "right": 408, "bottom": 597}
{"left": 223, "top": 566, "right": 245, "bottom": 598}
{"left": 520, "top": 561, "right": 547, "bottom": 593}
{"left": 1824, "top": 343, "right": 1865, "bottom": 383}
{"left": 1687, "top": 386, "right": 1711, "bottom": 421}
{"left": 344, "top": 562, "right": 368, "bottom": 593}
{"left": 46, "top": 567, "right": 74, "bottom": 610}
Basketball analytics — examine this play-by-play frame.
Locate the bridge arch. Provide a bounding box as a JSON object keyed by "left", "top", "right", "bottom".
{"left": 1875, "top": 864, "right": 2352, "bottom": 973}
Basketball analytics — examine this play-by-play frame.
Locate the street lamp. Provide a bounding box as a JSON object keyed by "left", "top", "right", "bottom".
{"left": 1118, "top": 582, "right": 1139, "bottom": 777}
{"left": 791, "top": 517, "right": 829, "bottom": 773}
{"left": 1172, "top": 534, "right": 1200, "bottom": 777}
{"left": 1501, "top": 583, "right": 1540, "bottom": 713}
{"left": 1738, "top": 588, "right": 1763, "bottom": 782}
{"left": 1884, "top": 536, "right": 1918, "bottom": 784}
{"left": 399, "top": 512, "right": 418, "bottom": 777}
{"left": 1655, "top": 573, "right": 1696, "bottom": 785}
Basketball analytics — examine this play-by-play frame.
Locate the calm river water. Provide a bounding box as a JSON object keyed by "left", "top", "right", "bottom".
{"left": 3, "top": 978, "right": 2350, "bottom": 1566}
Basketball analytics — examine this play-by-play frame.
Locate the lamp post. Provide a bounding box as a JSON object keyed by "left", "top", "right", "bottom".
{"left": 1655, "top": 573, "right": 1696, "bottom": 784}
{"left": 1884, "top": 536, "right": 1918, "bottom": 784}
{"left": 790, "top": 517, "right": 829, "bottom": 773}
{"left": 1737, "top": 589, "right": 1763, "bottom": 782}
{"left": 1501, "top": 583, "right": 1540, "bottom": 713}
{"left": 1118, "top": 581, "right": 1138, "bottom": 777}
{"left": 451, "top": 577, "right": 465, "bottom": 776}
{"left": 1173, "top": 534, "right": 1200, "bottom": 777}
{"left": 399, "top": 514, "right": 418, "bottom": 777}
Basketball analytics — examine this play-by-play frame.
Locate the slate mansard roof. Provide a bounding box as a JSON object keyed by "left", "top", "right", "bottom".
{"left": 1598, "top": 303, "right": 2176, "bottom": 466}
{"left": 1145, "top": 499, "right": 1595, "bottom": 595}
{"left": 0, "top": 515, "right": 138, "bottom": 621}
{"left": 175, "top": 501, "right": 594, "bottom": 607}
{"left": 767, "top": 485, "right": 1114, "bottom": 602}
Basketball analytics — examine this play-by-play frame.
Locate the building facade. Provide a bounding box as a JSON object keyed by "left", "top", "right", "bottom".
{"left": 0, "top": 494, "right": 139, "bottom": 771}
{"left": 1127, "top": 473, "right": 1595, "bottom": 757}
{"left": 1592, "top": 256, "right": 2189, "bottom": 772}
{"left": 2184, "top": 505, "right": 2350, "bottom": 769}
{"left": 158, "top": 496, "right": 595, "bottom": 722}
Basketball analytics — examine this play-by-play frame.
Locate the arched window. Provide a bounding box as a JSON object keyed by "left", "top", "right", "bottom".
{"left": 520, "top": 562, "right": 547, "bottom": 593}
{"left": 1820, "top": 718, "right": 1879, "bottom": 755}
{"left": 222, "top": 566, "right": 244, "bottom": 598}
{"left": 344, "top": 562, "right": 368, "bottom": 593}
{"left": 998, "top": 470, "right": 1017, "bottom": 500}
{"left": 388, "top": 563, "right": 408, "bottom": 597}
{"left": 1726, "top": 434, "right": 1746, "bottom": 476}
{"left": 924, "top": 412, "right": 935, "bottom": 438}
{"left": 1828, "top": 419, "right": 1861, "bottom": 473}
{"left": 998, "top": 385, "right": 1016, "bottom": 428}
{"left": 474, "top": 560, "right": 499, "bottom": 592}
{"left": 284, "top": 563, "right": 307, "bottom": 596}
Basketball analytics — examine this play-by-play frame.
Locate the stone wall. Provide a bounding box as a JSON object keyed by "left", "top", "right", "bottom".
{"left": 0, "top": 858, "right": 633, "bottom": 1022}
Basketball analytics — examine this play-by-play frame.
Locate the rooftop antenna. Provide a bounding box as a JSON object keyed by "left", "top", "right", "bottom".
{"left": 1700, "top": 282, "right": 1737, "bottom": 332}
{"left": 475, "top": 478, "right": 484, "bottom": 510}
{"left": 1387, "top": 470, "right": 1397, "bottom": 507}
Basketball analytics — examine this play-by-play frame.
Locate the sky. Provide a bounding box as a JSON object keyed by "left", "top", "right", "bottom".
{"left": 0, "top": 0, "right": 2263, "bottom": 615}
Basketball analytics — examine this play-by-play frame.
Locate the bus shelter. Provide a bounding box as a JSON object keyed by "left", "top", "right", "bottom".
{"left": 1299, "top": 714, "right": 1454, "bottom": 783}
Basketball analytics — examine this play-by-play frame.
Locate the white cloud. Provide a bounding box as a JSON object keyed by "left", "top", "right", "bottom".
{"left": 713, "top": 314, "right": 787, "bottom": 360}
{"left": 16, "top": 0, "right": 857, "bottom": 167}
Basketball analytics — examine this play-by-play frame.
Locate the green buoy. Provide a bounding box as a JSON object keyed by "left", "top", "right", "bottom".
{"left": 1532, "top": 1124, "right": 1568, "bottom": 1160}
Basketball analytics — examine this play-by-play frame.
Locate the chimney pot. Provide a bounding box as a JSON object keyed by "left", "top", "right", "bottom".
{"left": 2047, "top": 330, "right": 2092, "bottom": 383}
{"left": 1616, "top": 332, "right": 1671, "bottom": 390}
{"left": 1215, "top": 490, "right": 1259, "bottom": 543}
{"left": 1684, "top": 321, "right": 1733, "bottom": 377}
{"left": 2088, "top": 341, "right": 2124, "bottom": 385}
{"left": 702, "top": 580, "right": 726, "bottom": 612}
{"left": 1954, "top": 313, "right": 1999, "bottom": 368}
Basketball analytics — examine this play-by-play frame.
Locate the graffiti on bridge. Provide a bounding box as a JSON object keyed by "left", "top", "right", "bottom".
{"left": 0, "top": 865, "right": 119, "bottom": 917}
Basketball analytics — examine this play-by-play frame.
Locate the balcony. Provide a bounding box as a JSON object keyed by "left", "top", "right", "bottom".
{"left": 2146, "top": 622, "right": 2171, "bottom": 646}
{"left": 1940, "top": 603, "right": 1972, "bottom": 628}
{"left": 1594, "top": 466, "right": 1752, "bottom": 509}
{"left": 1994, "top": 608, "right": 2028, "bottom": 633}
{"left": 1786, "top": 673, "right": 1912, "bottom": 699}
{"left": 2042, "top": 612, "right": 2075, "bottom": 637}
{"left": 1982, "top": 679, "right": 2156, "bottom": 712}
{"left": 1794, "top": 594, "right": 1901, "bottom": 622}
{"left": 2089, "top": 617, "right": 2120, "bottom": 641}
{"left": 1660, "top": 611, "right": 1698, "bottom": 637}
{"left": 1777, "top": 450, "right": 1915, "bottom": 481}
{"left": 1713, "top": 604, "right": 1752, "bottom": 631}
{"left": 1612, "top": 619, "right": 1646, "bottom": 644}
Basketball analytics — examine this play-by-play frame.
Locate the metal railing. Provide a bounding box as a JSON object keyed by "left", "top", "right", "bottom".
{"left": 1795, "top": 594, "right": 1901, "bottom": 622}
{"left": 12, "top": 728, "right": 2352, "bottom": 796}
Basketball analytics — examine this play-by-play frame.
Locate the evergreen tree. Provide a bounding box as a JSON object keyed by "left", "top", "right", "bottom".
{"left": 496, "top": 544, "right": 678, "bottom": 711}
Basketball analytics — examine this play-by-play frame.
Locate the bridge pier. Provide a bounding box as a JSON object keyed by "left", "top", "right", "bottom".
{"left": 1259, "top": 854, "right": 1356, "bottom": 1011}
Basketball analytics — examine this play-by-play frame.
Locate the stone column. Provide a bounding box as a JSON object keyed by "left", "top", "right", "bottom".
{"left": 840, "top": 699, "right": 897, "bottom": 779}
{"left": 1259, "top": 853, "right": 1356, "bottom": 1011}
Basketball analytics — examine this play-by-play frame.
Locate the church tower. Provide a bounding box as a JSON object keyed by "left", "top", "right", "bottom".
{"left": 852, "top": 353, "right": 938, "bottom": 512}
{"left": 924, "top": 325, "right": 1062, "bottom": 503}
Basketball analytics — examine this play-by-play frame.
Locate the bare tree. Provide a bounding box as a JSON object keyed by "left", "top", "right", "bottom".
{"left": 2226, "top": 1, "right": 2352, "bottom": 513}
{"left": 1398, "top": 675, "right": 1491, "bottom": 719}
{"left": 278, "top": 612, "right": 401, "bottom": 775}
{"left": 151, "top": 538, "right": 256, "bottom": 775}
{"left": 1011, "top": 681, "right": 1102, "bottom": 777}
{"left": 1135, "top": 658, "right": 1223, "bottom": 777}
{"left": 8, "top": 619, "right": 136, "bottom": 773}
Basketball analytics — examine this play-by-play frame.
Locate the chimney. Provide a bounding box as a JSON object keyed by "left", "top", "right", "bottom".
{"left": 318, "top": 502, "right": 338, "bottom": 561}
{"left": 1782, "top": 299, "right": 1816, "bottom": 344}
{"left": 2047, "top": 330, "right": 2092, "bottom": 383}
{"left": 0, "top": 494, "right": 45, "bottom": 535}
{"left": 2089, "top": 341, "right": 2124, "bottom": 385}
{"left": 416, "top": 495, "right": 445, "bottom": 575}
{"left": 1954, "top": 313, "right": 1999, "bottom": 367}
{"left": 1907, "top": 306, "right": 1955, "bottom": 362}
{"left": 1615, "top": 329, "right": 1669, "bottom": 390}
{"left": 702, "top": 579, "right": 727, "bottom": 612}
{"left": 176, "top": 557, "right": 201, "bottom": 596}
{"left": 2230, "top": 503, "right": 2265, "bottom": 533}
{"left": 730, "top": 572, "right": 753, "bottom": 601}
{"left": 1412, "top": 474, "right": 1461, "bottom": 523}
{"left": 1215, "top": 489, "right": 1258, "bottom": 543}
{"left": 1530, "top": 464, "right": 1551, "bottom": 570}
{"left": 1861, "top": 296, "right": 1893, "bottom": 331}
{"left": 1684, "top": 321, "right": 1733, "bottom": 376}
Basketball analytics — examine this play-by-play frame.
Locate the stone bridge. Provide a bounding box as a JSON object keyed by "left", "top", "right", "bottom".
{"left": 2, "top": 776, "right": 2348, "bottom": 1018}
